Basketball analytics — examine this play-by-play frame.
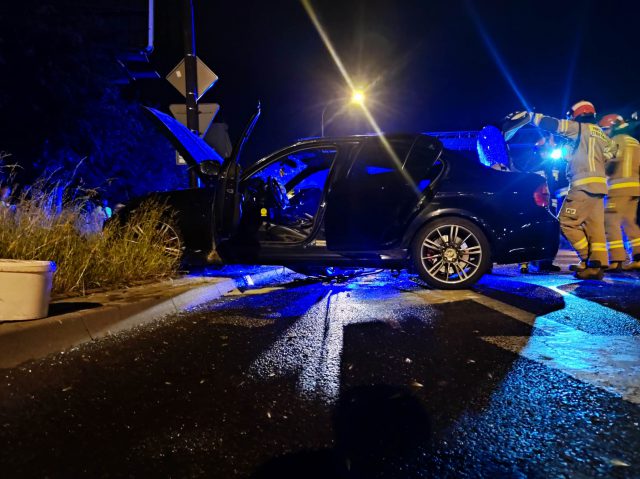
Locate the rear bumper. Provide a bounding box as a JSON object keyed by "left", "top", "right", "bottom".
{"left": 493, "top": 211, "right": 560, "bottom": 264}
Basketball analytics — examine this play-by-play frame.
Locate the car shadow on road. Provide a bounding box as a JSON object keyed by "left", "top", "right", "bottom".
{"left": 250, "top": 384, "right": 431, "bottom": 479}
{"left": 473, "top": 274, "right": 565, "bottom": 316}
{"left": 557, "top": 278, "right": 640, "bottom": 321}
{"left": 250, "top": 290, "right": 539, "bottom": 478}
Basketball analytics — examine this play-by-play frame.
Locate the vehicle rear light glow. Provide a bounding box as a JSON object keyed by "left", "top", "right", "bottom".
{"left": 533, "top": 182, "right": 550, "bottom": 208}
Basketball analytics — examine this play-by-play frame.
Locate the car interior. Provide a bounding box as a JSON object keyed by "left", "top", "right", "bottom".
{"left": 239, "top": 147, "right": 338, "bottom": 243}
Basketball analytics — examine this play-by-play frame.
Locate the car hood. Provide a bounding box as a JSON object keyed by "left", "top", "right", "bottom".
{"left": 143, "top": 106, "right": 224, "bottom": 168}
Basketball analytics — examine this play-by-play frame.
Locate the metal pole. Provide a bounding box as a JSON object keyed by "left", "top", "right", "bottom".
{"left": 182, "top": 0, "right": 199, "bottom": 188}
{"left": 145, "top": 0, "right": 155, "bottom": 53}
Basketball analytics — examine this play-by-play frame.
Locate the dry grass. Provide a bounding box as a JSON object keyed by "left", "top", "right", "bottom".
{"left": 0, "top": 179, "right": 179, "bottom": 296}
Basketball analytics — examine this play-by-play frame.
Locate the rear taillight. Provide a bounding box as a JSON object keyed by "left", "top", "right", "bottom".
{"left": 533, "top": 182, "right": 550, "bottom": 208}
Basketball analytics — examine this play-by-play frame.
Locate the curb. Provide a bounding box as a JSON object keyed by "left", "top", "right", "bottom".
{"left": 0, "top": 266, "right": 291, "bottom": 369}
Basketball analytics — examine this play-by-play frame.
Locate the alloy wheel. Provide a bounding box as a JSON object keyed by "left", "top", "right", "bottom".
{"left": 419, "top": 224, "right": 483, "bottom": 284}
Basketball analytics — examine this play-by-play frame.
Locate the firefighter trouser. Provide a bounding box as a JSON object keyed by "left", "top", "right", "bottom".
{"left": 605, "top": 196, "right": 640, "bottom": 262}
{"left": 558, "top": 189, "right": 608, "bottom": 267}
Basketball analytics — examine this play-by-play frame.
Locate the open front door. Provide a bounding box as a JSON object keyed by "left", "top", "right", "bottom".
{"left": 213, "top": 103, "right": 261, "bottom": 242}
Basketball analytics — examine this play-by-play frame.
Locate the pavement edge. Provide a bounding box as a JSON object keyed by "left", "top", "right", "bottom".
{"left": 0, "top": 266, "right": 291, "bottom": 369}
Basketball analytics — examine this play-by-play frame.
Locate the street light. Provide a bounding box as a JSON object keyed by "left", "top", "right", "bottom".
{"left": 321, "top": 89, "right": 366, "bottom": 137}
{"left": 351, "top": 89, "right": 365, "bottom": 105}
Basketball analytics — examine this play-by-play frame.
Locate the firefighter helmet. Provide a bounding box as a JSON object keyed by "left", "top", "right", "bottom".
{"left": 599, "top": 113, "right": 625, "bottom": 130}
{"left": 567, "top": 100, "right": 596, "bottom": 120}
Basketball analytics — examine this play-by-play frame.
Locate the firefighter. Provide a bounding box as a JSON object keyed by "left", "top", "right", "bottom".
{"left": 516, "top": 101, "right": 617, "bottom": 279}
{"left": 599, "top": 113, "right": 640, "bottom": 271}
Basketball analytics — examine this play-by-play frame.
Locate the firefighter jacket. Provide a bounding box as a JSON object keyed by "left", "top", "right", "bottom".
{"left": 532, "top": 114, "right": 617, "bottom": 195}
{"left": 607, "top": 134, "right": 640, "bottom": 197}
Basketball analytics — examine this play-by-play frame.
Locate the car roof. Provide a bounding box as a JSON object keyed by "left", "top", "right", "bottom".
{"left": 292, "top": 132, "right": 425, "bottom": 146}
{"left": 242, "top": 133, "right": 440, "bottom": 178}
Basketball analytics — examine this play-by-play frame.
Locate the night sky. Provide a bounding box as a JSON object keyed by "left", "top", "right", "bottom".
{"left": 151, "top": 0, "right": 640, "bottom": 162}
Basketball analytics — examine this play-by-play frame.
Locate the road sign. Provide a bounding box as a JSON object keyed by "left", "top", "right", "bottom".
{"left": 166, "top": 57, "right": 218, "bottom": 101}
{"left": 170, "top": 103, "right": 221, "bottom": 166}
{"left": 169, "top": 103, "right": 220, "bottom": 134}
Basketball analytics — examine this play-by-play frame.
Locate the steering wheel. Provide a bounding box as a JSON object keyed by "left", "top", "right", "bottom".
{"left": 267, "top": 176, "right": 288, "bottom": 209}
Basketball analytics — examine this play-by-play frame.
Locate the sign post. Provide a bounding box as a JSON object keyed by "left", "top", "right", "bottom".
{"left": 166, "top": 1, "right": 219, "bottom": 187}
{"left": 181, "top": 0, "right": 199, "bottom": 188}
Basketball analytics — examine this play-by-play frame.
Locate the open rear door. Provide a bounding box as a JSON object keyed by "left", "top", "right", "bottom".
{"left": 213, "top": 103, "right": 261, "bottom": 242}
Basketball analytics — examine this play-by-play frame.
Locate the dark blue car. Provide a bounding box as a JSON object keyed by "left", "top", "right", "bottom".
{"left": 125, "top": 106, "right": 559, "bottom": 289}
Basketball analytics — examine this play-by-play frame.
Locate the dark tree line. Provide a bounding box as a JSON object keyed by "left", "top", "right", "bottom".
{"left": 0, "top": 0, "right": 186, "bottom": 202}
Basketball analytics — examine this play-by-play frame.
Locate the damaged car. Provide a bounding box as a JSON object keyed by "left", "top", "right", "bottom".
{"left": 116, "top": 105, "right": 559, "bottom": 289}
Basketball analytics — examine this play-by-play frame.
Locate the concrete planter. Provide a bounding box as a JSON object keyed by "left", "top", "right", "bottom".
{"left": 0, "top": 260, "right": 56, "bottom": 321}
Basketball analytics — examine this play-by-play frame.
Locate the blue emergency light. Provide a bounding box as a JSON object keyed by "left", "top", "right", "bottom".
{"left": 550, "top": 148, "right": 563, "bottom": 160}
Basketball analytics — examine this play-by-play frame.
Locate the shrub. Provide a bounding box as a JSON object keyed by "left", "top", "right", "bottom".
{"left": 0, "top": 179, "right": 179, "bottom": 296}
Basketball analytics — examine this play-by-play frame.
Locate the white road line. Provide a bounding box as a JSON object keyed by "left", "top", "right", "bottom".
{"left": 460, "top": 277, "right": 640, "bottom": 405}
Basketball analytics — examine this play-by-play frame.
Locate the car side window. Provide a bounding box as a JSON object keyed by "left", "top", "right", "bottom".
{"left": 347, "top": 139, "right": 414, "bottom": 180}
{"left": 250, "top": 147, "right": 336, "bottom": 192}
{"left": 404, "top": 140, "right": 443, "bottom": 191}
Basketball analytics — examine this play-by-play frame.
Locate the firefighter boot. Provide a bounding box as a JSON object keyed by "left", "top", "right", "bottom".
{"left": 575, "top": 267, "right": 605, "bottom": 280}
{"left": 569, "top": 261, "right": 587, "bottom": 272}
{"left": 605, "top": 261, "right": 623, "bottom": 272}
{"left": 620, "top": 254, "right": 640, "bottom": 271}
{"left": 621, "top": 261, "right": 640, "bottom": 271}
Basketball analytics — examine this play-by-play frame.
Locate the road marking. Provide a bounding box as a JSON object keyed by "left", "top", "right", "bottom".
{"left": 465, "top": 276, "right": 640, "bottom": 405}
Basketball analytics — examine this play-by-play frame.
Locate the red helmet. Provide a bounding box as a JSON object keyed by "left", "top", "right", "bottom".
{"left": 567, "top": 100, "right": 596, "bottom": 119}
{"left": 599, "top": 113, "right": 625, "bottom": 129}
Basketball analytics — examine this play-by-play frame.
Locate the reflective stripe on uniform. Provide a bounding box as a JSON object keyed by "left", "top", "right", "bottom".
{"left": 608, "top": 240, "right": 625, "bottom": 249}
{"left": 588, "top": 136, "right": 596, "bottom": 171}
{"left": 572, "top": 177, "right": 607, "bottom": 187}
{"left": 591, "top": 242, "right": 608, "bottom": 252}
{"left": 533, "top": 113, "right": 543, "bottom": 126}
{"left": 631, "top": 238, "right": 640, "bottom": 247}
{"left": 609, "top": 181, "right": 640, "bottom": 190}
{"left": 558, "top": 119, "right": 568, "bottom": 133}
{"left": 574, "top": 237, "right": 589, "bottom": 250}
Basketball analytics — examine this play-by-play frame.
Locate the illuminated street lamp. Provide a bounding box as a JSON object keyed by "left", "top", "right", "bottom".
{"left": 351, "top": 89, "right": 365, "bottom": 105}
{"left": 321, "top": 89, "right": 366, "bottom": 137}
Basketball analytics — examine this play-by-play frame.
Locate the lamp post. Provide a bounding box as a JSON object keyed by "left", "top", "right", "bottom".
{"left": 321, "top": 89, "right": 366, "bottom": 137}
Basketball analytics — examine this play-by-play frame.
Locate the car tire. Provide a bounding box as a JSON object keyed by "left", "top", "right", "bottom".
{"left": 411, "top": 217, "right": 491, "bottom": 289}
{"left": 131, "top": 221, "right": 183, "bottom": 260}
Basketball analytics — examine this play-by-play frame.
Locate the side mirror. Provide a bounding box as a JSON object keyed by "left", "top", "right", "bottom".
{"left": 199, "top": 160, "right": 221, "bottom": 177}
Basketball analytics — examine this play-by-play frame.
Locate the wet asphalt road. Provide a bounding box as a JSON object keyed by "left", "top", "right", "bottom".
{"left": 1, "top": 267, "right": 640, "bottom": 478}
